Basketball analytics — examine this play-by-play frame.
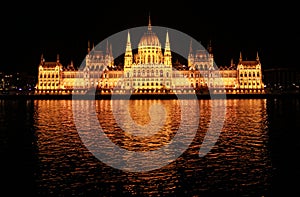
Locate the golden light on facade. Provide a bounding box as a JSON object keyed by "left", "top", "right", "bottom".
{"left": 35, "top": 20, "right": 264, "bottom": 95}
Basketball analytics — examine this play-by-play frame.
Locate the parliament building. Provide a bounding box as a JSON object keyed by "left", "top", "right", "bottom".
{"left": 35, "top": 19, "right": 265, "bottom": 95}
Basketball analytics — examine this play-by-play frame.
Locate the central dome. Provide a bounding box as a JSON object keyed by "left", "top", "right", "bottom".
{"left": 138, "top": 21, "right": 161, "bottom": 47}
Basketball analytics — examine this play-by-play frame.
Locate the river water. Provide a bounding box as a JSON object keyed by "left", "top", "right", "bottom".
{"left": 1, "top": 98, "right": 299, "bottom": 196}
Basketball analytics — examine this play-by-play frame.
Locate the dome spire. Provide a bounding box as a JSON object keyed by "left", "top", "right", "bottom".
{"left": 148, "top": 13, "right": 152, "bottom": 31}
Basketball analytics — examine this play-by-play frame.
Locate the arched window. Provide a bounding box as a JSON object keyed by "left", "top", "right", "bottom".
{"left": 160, "top": 70, "right": 163, "bottom": 77}
{"left": 240, "top": 73, "right": 243, "bottom": 77}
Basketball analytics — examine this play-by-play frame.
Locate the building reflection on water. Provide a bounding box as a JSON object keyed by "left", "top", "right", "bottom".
{"left": 32, "top": 99, "right": 272, "bottom": 196}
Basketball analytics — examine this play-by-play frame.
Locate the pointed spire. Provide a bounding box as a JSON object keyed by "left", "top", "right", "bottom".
{"left": 126, "top": 30, "right": 132, "bottom": 52}
{"left": 230, "top": 58, "right": 234, "bottom": 67}
{"left": 148, "top": 13, "right": 152, "bottom": 31}
{"left": 256, "top": 51, "right": 260, "bottom": 61}
{"left": 124, "top": 30, "right": 133, "bottom": 68}
{"left": 207, "top": 40, "right": 212, "bottom": 54}
{"left": 68, "top": 60, "right": 74, "bottom": 69}
{"left": 165, "top": 30, "right": 170, "bottom": 49}
{"left": 189, "top": 39, "right": 193, "bottom": 54}
{"left": 164, "top": 30, "right": 172, "bottom": 66}
{"left": 106, "top": 40, "right": 109, "bottom": 55}
{"left": 239, "top": 51, "right": 242, "bottom": 62}
{"left": 110, "top": 43, "right": 113, "bottom": 57}
{"left": 188, "top": 40, "right": 194, "bottom": 68}
{"left": 87, "top": 40, "right": 90, "bottom": 53}
{"left": 40, "top": 53, "right": 44, "bottom": 63}
{"left": 56, "top": 54, "right": 60, "bottom": 63}
{"left": 127, "top": 30, "right": 131, "bottom": 43}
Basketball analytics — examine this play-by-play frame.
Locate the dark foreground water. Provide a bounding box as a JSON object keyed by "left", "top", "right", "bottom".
{"left": 1, "top": 98, "right": 300, "bottom": 196}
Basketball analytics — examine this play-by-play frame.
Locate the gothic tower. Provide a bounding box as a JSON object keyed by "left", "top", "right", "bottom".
{"left": 124, "top": 30, "right": 133, "bottom": 69}
{"left": 164, "top": 30, "right": 172, "bottom": 66}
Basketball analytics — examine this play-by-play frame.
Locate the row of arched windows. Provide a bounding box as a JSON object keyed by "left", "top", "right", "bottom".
{"left": 88, "top": 65, "right": 105, "bottom": 70}
{"left": 127, "top": 70, "right": 170, "bottom": 77}
{"left": 240, "top": 72, "right": 260, "bottom": 78}
{"left": 195, "top": 64, "right": 209, "bottom": 70}
{"left": 132, "top": 82, "right": 167, "bottom": 86}
{"left": 241, "top": 82, "right": 260, "bottom": 86}
{"left": 39, "top": 83, "right": 58, "bottom": 87}
{"left": 40, "top": 73, "right": 58, "bottom": 78}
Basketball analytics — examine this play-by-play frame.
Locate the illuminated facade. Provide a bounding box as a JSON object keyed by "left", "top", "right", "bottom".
{"left": 35, "top": 20, "right": 264, "bottom": 95}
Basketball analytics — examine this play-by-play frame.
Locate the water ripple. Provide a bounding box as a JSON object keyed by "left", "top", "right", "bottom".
{"left": 33, "top": 99, "right": 272, "bottom": 196}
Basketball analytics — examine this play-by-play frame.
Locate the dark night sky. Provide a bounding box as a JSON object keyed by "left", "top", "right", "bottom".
{"left": 1, "top": 1, "right": 299, "bottom": 75}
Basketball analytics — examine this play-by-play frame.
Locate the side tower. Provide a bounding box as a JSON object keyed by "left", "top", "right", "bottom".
{"left": 163, "top": 30, "right": 172, "bottom": 67}
{"left": 35, "top": 54, "right": 63, "bottom": 94}
{"left": 124, "top": 30, "right": 133, "bottom": 70}
{"left": 237, "top": 51, "right": 264, "bottom": 92}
